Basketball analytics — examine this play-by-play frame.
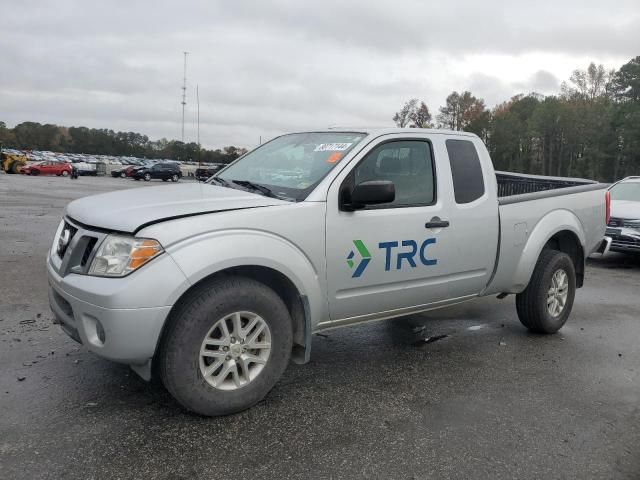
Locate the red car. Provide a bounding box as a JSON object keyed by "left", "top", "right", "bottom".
{"left": 20, "top": 161, "right": 73, "bottom": 177}
{"left": 111, "top": 165, "right": 139, "bottom": 178}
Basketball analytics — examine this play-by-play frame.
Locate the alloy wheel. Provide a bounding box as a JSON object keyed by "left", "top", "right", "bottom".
{"left": 198, "top": 311, "right": 271, "bottom": 391}
{"left": 547, "top": 269, "right": 569, "bottom": 317}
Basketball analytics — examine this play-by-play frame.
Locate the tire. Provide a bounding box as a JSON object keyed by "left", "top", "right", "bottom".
{"left": 144, "top": 173, "right": 151, "bottom": 181}
{"left": 171, "top": 174, "right": 179, "bottom": 182}
{"left": 515, "top": 249, "right": 576, "bottom": 334}
{"left": 30, "top": 169, "right": 40, "bottom": 176}
{"left": 159, "top": 276, "right": 293, "bottom": 416}
{"left": 62, "top": 170, "right": 69, "bottom": 177}
{"left": 120, "top": 172, "right": 126, "bottom": 178}
{"left": 10, "top": 162, "right": 20, "bottom": 174}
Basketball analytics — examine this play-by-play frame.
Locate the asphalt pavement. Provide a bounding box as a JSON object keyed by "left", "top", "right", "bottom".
{"left": 1, "top": 175, "right": 639, "bottom": 479}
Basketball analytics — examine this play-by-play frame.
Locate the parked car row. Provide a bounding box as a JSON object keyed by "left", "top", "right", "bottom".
{"left": 112, "top": 162, "right": 183, "bottom": 182}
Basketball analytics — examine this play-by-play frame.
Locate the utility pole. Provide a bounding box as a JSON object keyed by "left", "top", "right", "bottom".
{"left": 181, "top": 51, "right": 189, "bottom": 143}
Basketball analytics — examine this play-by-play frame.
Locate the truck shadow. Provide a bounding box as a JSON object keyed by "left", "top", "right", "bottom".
{"left": 588, "top": 252, "right": 640, "bottom": 270}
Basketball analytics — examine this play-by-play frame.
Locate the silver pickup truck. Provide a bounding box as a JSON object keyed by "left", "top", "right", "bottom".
{"left": 47, "top": 128, "right": 609, "bottom": 415}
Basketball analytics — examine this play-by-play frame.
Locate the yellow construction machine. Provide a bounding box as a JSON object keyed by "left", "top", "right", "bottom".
{"left": 1, "top": 145, "right": 28, "bottom": 173}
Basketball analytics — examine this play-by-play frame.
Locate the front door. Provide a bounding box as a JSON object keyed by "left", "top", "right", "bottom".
{"left": 325, "top": 137, "right": 460, "bottom": 322}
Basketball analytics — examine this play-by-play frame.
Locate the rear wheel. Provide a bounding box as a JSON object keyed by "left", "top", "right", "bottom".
{"left": 171, "top": 174, "right": 179, "bottom": 182}
{"left": 62, "top": 170, "right": 69, "bottom": 177}
{"left": 159, "top": 276, "right": 292, "bottom": 416}
{"left": 516, "top": 249, "right": 576, "bottom": 334}
{"left": 30, "top": 169, "right": 40, "bottom": 176}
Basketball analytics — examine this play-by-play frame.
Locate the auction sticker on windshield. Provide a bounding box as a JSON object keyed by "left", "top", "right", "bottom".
{"left": 314, "top": 143, "right": 353, "bottom": 151}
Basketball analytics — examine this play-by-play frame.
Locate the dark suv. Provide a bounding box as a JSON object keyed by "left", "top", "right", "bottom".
{"left": 195, "top": 166, "right": 222, "bottom": 181}
{"left": 133, "top": 163, "right": 182, "bottom": 182}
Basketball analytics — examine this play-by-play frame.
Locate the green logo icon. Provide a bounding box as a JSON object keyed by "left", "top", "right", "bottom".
{"left": 347, "top": 240, "right": 371, "bottom": 278}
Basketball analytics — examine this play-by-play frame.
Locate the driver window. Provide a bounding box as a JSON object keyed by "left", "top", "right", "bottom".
{"left": 352, "top": 140, "right": 435, "bottom": 207}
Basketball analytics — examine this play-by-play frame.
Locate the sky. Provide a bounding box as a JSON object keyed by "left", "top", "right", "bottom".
{"left": 1, "top": 0, "right": 638, "bottom": 149}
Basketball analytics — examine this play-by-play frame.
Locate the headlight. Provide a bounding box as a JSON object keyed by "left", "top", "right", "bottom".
{"left": 88, "top": 235, "right": 163, "bottom": 277}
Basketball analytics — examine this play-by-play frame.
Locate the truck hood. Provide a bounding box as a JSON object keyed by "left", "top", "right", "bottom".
{"left": 66, "top": 183, "right": 288, "bottom": 233}
{"left": 610, "top": 200, "right": 640, "bottom": 220}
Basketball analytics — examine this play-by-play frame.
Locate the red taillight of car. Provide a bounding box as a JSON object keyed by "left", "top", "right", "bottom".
{"left": 605, "top": 190, "right": 611, "bottom": 225}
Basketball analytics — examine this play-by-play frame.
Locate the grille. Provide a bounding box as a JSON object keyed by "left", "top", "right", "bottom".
{"left": 51, "top": 287, "right": 73, "bottom": 318}
{"left": 52, "top": 218, "right": 106, "bottom": 276}
{"left": 611, "top": 237, "right": 640, "bottom": 250}
{"left": 57, "top": 222, "right": 78, "bottom": 259}
{"left": 608, "top": 217, "right": 640, "bottom": 229}
{"left": 81, "top": 237, "right": 98, "bottom": 267}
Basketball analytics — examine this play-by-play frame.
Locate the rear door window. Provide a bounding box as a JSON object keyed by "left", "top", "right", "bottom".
{"left": 446, "top": 139, "right": 485, "bottom": 204}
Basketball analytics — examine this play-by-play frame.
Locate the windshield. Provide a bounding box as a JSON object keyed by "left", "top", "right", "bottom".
{"left": 610, "top": 182, "right": 640, "bottom": 201}
{"left": 213, "top": 132, "right": 367, "bottom": 201}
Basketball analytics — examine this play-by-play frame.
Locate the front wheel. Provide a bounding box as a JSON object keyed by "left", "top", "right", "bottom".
{"left": 159, "top": 276, "right": 293, "bottom": 416}
{"left": 515, "top": 249, "right": 576, "bottom": 334}
{"left": 144, "top": 173, "right": 151, "bottom": 181}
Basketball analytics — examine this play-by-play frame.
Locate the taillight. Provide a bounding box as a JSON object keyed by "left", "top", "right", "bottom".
{"left": 605, "top": 190, "right": 611, "bottom": 225}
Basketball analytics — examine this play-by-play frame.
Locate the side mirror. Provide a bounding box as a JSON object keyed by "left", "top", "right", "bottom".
{"left": 345, "top": 180, "right": 395, "bottom": 210}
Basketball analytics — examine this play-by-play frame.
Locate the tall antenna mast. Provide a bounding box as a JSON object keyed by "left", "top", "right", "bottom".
{"left": 181, "top": 51, "right": 189, "bottom": 143}
{"left": 196, "top": 84, "right": 201, "bottom": 167}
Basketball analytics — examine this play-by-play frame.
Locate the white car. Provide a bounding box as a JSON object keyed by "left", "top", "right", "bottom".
{"left": 606, "top": 176, "right": 640, "bottom": 254}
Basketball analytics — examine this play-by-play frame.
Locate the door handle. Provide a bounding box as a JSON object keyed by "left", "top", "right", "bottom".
{"left": 425, "top": 217, "right": 450, "bottom": 229}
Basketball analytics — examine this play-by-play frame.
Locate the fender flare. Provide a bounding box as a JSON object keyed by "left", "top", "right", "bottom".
{"left": 511, "top": 210, "right": 586, "bottom": 292}
{"left": 165, "top": 229, "right": 326, "bottom": 344}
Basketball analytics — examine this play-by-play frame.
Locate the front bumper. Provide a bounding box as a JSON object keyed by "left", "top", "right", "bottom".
{"left": 606, "top": 227, "right": 640, "bottom": 254}
{"left": 48, "top": 278, "right": 170, "bottom": 365}
{"left": 46, "top": 221, "right": 190, "bottom": 368}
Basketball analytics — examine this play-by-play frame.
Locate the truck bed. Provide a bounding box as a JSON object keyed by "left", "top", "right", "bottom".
{"left": 496, "top": 171, "right": 604, "bottom": 205}
{"left": 496, "top": 171, "right": 598, "bottom": 198}
{"left": 485, "top": 173, "right": 608, "bottom": 296}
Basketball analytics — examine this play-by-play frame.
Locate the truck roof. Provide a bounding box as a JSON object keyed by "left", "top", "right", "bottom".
{"left": 295, "top": 127, "right": 479, "bottom": 138}
{"left": 619, "top": 176, "right": 640, "bottom": 183}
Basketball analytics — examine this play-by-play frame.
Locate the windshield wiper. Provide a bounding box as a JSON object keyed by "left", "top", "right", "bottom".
{"left": 209, "top": 176, "right": 234, "bottom": 188}
{"left": 231, "top": 179, "right": 282, "bottom": 199}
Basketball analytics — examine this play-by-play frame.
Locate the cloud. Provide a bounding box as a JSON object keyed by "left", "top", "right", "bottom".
{"left": 1, "top": 0, "right": 637, "bottom": 148}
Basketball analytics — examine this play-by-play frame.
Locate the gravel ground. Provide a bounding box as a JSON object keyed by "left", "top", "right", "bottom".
{"left": 1, "top": 175, "right": 639, "bottom": 479}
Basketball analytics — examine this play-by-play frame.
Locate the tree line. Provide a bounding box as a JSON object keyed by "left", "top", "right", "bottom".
{"left": 0, "top": 122, "right": 247, "bottom": 164}
{"left": 392, "top": 56, "right": 640, "bottom": 182}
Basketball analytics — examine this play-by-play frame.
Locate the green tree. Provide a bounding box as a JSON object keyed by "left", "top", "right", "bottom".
{"left": 392, "top": 99, "right": 418, "bottom": 127}
{"left": 437, "top": 91, "right": 486, "bottom": 131}
{"left": 410, "top": 102, "right": 433, "bottom": 128}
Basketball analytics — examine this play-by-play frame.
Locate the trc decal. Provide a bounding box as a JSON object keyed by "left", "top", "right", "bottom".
{"left": 347, "top": 238, "right": 437, "bottom": 277}
{"left": 379, "top": 239, "right": 437, "bottom": 271}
